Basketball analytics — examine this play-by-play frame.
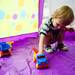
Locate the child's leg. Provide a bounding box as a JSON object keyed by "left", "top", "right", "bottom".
{"left": 57, "top": 30, "right": 65, "bottom": 44}
{"left": 44, "top": 32, "right": 54, "bottom": 53}
{"left": 38, "top": 32, "right": 54, "bottom": 54}
{"left": 57, "top": 30, "right": 68, "bottom": 50}
{"left": 44, "top": 32, "right": 53, "bottom": 45}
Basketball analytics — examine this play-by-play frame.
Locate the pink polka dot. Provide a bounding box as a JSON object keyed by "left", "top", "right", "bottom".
{"left": 31, "top": 14, "right": 35, "bottom": 19}
{"left": 13, "top": 14, "right": 18, "bottom": 20}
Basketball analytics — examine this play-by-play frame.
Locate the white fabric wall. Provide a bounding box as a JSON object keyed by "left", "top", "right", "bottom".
{"left": 43, "top": 0, "right": 75, "bottom": 28}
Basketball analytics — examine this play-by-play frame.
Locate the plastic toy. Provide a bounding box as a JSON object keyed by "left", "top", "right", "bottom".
{"left": 32, "top": 47, "right": 38, "bottom": 62}
{"left": 32, "top": 47, "right": 49, "bottom": 69}
{"left": 0, "top": 41, "right": 14, "bottom": 57}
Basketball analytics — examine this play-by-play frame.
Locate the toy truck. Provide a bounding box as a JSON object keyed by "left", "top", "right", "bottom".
{"left": 0, "top": 41, "right": 14, "bottom": 57}
{"left": 32, "top": 47, "right": 49, "bottom": 69}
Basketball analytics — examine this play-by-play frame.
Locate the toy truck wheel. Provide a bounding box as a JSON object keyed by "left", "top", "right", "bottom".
{"left": 45, "top": 64, "right": 49, "bottom": 68}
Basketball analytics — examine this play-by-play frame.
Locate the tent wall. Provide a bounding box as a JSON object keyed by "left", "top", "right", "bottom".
{"left": 0, "top": 0, "right": 44, "bottom": 42}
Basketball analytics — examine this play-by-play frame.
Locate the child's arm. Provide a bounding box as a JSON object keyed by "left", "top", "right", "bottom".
{"left": 38, "top": 34, "right": 45, "bottom": 54}
{"left": 38, "top": 18, "right": 52, "bottom": 54}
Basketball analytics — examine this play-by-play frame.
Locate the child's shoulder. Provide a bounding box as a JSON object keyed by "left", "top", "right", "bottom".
{"left": 44, "top": 17, "right": 52, "bottom": 25}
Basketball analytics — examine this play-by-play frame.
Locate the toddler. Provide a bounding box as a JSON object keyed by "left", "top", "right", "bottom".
{"left": 39, "top": 5, "right": 74, "bottom": 54}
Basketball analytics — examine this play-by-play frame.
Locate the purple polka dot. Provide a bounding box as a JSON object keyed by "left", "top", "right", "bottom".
{"left": 31, "top": 14, "right": 35, "bottom": 19}
{"left": 13, "top": 14, "right": 18, "bottom": 20}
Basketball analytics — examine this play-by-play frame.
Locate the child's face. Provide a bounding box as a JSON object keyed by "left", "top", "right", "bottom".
{"left": 52, "top": 18, "right": 65, "bottom": 29}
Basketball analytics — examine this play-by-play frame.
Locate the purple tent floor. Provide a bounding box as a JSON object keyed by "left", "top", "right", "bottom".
{"left": 0, "top": 36, "right": 75, "bottom": 75}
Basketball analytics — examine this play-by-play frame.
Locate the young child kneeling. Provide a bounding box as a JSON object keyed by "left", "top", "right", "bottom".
{"left": 39, "top": 5, "right": 74, "bottom": 54}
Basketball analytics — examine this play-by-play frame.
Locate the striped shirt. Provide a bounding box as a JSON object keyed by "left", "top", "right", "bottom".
{"left": 40, "top": 18, "right": 56, "bottom": 36}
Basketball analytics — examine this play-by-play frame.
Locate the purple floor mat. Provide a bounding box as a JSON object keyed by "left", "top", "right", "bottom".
{"left": 0, "top": 35, "right": 75, "bottom": 75}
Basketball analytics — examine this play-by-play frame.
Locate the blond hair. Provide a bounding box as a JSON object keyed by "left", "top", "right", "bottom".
{"left": 52, "top": 5, "right": 74, "bottom": 25}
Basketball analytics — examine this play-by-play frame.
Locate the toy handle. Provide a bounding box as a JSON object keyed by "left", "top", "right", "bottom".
{"left": 7, "top": 41, "right": 14, "bottom": 45}
{"left": 32, "top": 47, "right": 38, "bottom": 53}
